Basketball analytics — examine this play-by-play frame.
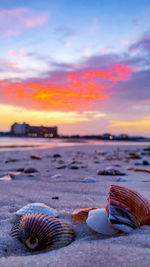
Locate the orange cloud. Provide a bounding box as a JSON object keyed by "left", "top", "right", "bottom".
{"left": 7, "top": 61, "right": 20, "bottom": 66}
{"left": 1, "top": 64, "right": 133, "bottom": 112}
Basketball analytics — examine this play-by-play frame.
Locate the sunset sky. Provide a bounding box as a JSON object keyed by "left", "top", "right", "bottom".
{"left": 0, "top": 0, "right": 150, "bottom": 136}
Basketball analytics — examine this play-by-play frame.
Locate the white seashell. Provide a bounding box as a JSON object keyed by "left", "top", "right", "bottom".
{"left": 0, "top": 174, "right": 12, "bottom": 181}
{"left": 51, "top": 174, "right": 62, "bottom": 179}
{"left": 83, "top": 177, "right": 96, "bottom": 183}
{"left": 16, "top": 203, "right": 59, "bottom": 217}
{"left": 86, "top": 208, "right": 119, "bottom": 235}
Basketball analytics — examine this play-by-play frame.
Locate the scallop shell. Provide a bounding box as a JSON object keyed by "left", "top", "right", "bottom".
{"left": 106, "top": 185, "right": 150, "bottom": 232}
{"left": 72, "top": 207, "right": 99, "bottom": 222}
{"left": 86, "top": 208, "right": 119, "bottom": 235}
{"left": 16, "top": 203, "right": 59, "bottom": 218}
{"left": 11, "top": 213, "right": 75, "bottom": 251}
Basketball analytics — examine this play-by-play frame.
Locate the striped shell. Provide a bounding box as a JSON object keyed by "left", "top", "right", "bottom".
{"left": 16, "top": 203, "right": 59, "bottom": 218}
{"left": 11, "top": 213, "right": 75, "bottom": 251}
{"left": 106, "top": 185, "right": 150, "bottom": 232}
{"left": 72, "top": 207, "right": 99, "bottom": 222}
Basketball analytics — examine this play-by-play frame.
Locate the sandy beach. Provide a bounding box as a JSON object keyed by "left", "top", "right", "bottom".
{"left": 0, "top": 143, "right": 150, "bottom": 267}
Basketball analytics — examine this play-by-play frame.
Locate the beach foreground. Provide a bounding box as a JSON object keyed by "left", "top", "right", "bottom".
{"left": 0, "top": 144, "right": 150, "bottom": 267}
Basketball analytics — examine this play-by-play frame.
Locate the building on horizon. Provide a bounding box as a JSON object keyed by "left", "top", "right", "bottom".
{"left": 11, "top": 122, "right": 58, "bottom": 138}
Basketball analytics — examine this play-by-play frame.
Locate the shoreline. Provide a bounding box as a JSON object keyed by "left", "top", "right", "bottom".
{"left": 0, "top": 139, "right": 150, "bottom": 152}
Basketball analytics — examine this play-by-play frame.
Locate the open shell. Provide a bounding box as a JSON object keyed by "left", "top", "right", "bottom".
{"left": 86, "top": 208, "right": 119, "bottom": 235}
{"left": 106, "top": 185, "right": 150, "bottom": 232}
{"left": 16, "top": 203, "right": 59, "bottom": 218}
{"left": 72, "top": 207, "right": 99, "bottom": 222}
{"left": 11, "top": 213, "right": 75, "bottom": 251}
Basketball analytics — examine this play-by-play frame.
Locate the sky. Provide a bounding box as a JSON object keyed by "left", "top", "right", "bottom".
{"left": 0, "top": 0, "right": 150, "bottom": 136}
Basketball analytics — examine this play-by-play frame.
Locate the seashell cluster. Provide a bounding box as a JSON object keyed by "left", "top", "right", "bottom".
{"left": 85, "top": 185, "right": 150, "bottom": 235}
{"left": 11, "top": 213, "right": 75, "bottom": 251}
{"left": 16, "top": 203, "right": 59, "bottom": 218}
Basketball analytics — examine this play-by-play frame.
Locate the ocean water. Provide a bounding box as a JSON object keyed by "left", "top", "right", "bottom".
{"left": 0, "top": 137, "right": 150, "bottom": 151}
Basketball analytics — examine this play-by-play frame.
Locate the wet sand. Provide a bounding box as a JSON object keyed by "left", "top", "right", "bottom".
{"left": 0, "top": 144, "right": 150, "bottom": 267}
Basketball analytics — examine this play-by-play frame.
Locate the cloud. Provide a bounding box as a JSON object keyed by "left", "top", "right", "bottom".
{"left": 10, "top": 49, "right": 27, "bottom": 59}
{"left": 0, "top": 63, "right": 133, "bottom": 112}
{"left": 0, "top": 8, "right": 48, "bottom": 38}
{"left": 7, "top": 61, "right": 20, "bottom": 67}
{"left": 129, "top": 35, "right": 150, "bottom": 52}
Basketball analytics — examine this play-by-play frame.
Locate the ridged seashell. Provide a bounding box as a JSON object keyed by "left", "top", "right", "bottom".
{"left": 86, "top": 208, "right": 119, "bottom": 235}
{"left": 16, "top": 203, "right": 59, "bottom": 218}
{"left": 11, "top": 213, "right": 75, "bottom": 251}
{"left": 72, "top": 207, "right": 99, "bottom": 222}
{"left": 106, "top": 185, "right": 150, "bottom": 232}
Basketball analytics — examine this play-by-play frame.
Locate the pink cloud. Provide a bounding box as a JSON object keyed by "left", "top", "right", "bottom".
{"left": 0, "top": 8, "right": 48, "bottom": 38}
{"left": 10, "top": 49, "right": 27, "bottom": 59}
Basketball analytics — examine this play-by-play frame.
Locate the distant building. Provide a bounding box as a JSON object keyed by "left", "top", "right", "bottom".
{"left": 11, "top": 122, "right": 27, "bottom": 135}
{"left": 11, "top": 122, "right": 58, "bottom": 137}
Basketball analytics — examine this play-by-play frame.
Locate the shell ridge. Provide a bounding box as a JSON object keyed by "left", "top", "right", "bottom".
{"left": 108, "top": 185, "right": 150, "bottom": 227}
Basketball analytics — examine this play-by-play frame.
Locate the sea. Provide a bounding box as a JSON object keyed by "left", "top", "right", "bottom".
{"left": 0, "top": 137, "right": 150, "bottom": 151}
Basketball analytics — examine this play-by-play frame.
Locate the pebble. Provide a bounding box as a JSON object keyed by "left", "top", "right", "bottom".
{"left": 30, "top": 155, "right": 42, "bottom": 160}
{"left": 24, "top": 167, "right": 39, "bottom": 173}
{"left": 134, "top": 162, "right": 141, "bottom": 166}
{"left": 5, "top": 158, "right": 19, "bottom": 163}
{"left": 53, "top": 153, "right": 61, "bottom": 158}
{"left": 58, "top": 160, "right": 65, "bottom": 164}
{"left": 83, "top": 177, "right": 96, "bottom": 183}
{"left": 68, "top": 165, "right": 79, "bottom": 170}
{"left": 117, "top": 177, "right": 127, "bottom": 182}
{"left": 57, "top": 165, "right": 67, "bottom": 169}
{"left": 143, "top": 160, "right": 149, "bottom": 165}
{"left": 52, "top": 196, "right": 59, "bottom": 200}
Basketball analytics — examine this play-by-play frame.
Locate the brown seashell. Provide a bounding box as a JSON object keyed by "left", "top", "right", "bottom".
{"left": 134, "top": 168, "right": 150, "bottom": 174}
{"left": 72, "top": 207, "right": 99, "bottom": 222}
{"left": 11, "top": 213, "right": 75, "bottom": 251}
{"left": 106, "top": 185, "right": 150, "bottom": 229}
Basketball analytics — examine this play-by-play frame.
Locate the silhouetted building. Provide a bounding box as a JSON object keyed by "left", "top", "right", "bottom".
{"left": 11, "top": 122, "right": 58, "bottom": 137}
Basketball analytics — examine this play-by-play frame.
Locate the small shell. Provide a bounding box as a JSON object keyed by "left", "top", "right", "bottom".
{"left": 0, "top": 174, "right": 12, "bottom": 181}
{"left": 11, "top": 213, "right": 75, "bottom": 251}
{"left": 106, "top": 185, "right": 150, "bottom": 231}
{"left": 16, "top": 203, "right": 59, "bottom": 218}
{"left": 82, "top": 177, "right": 96, "bottom": 183}
{"left": 134, "top": 168, "right": 150, "bottom": 174}
{"left": 72, "top": 207, "right": 99, "bottom": 222}
{"left": 86, "top": 208, "right": 119, "bottom": 235}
